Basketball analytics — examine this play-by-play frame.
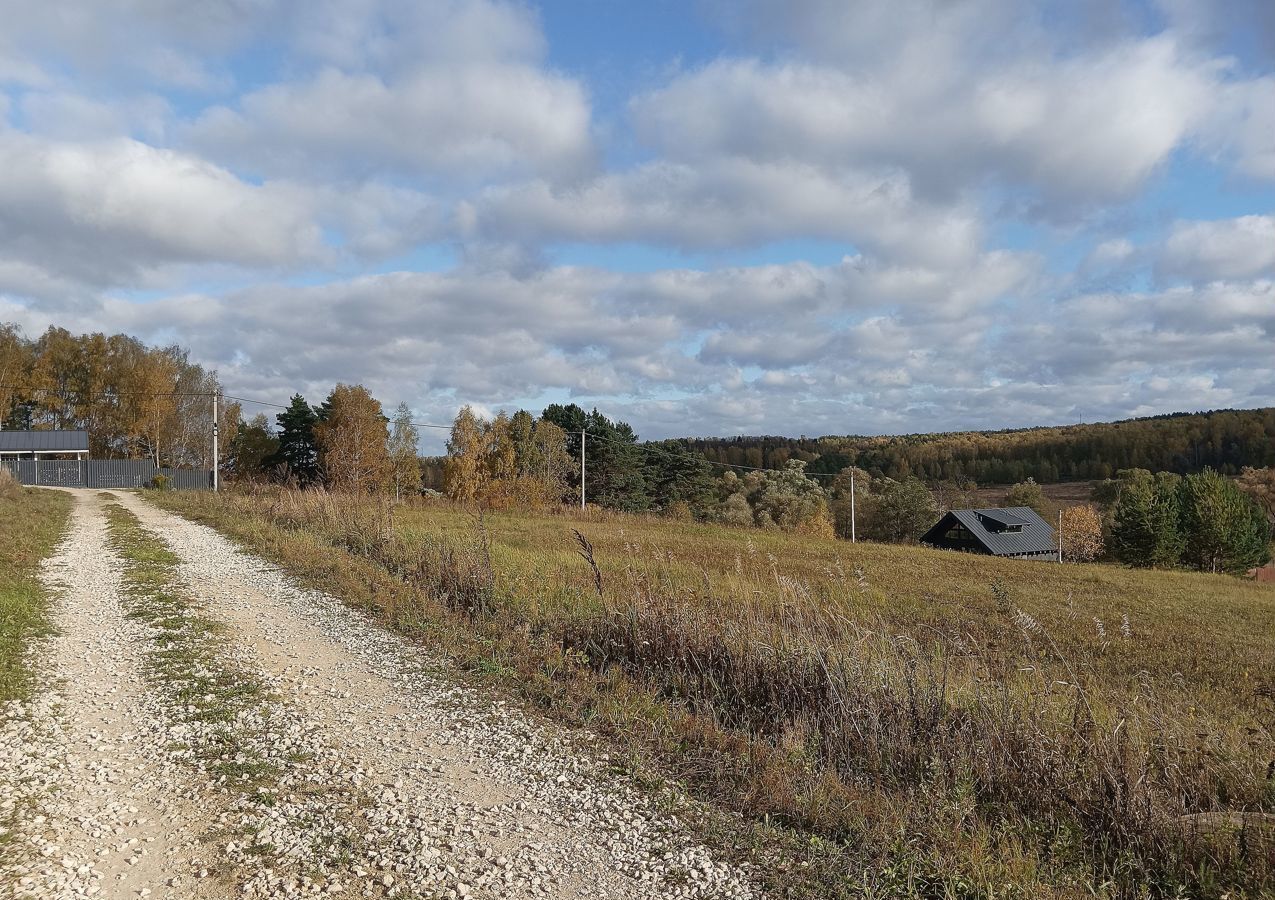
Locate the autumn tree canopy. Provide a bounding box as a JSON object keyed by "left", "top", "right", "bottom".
{"left": 313, "top": 384, "right": 391, "bottom": 493}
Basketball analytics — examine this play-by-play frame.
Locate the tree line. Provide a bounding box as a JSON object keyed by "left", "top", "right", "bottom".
{"left": 8, "top": 324, "right": 1269, "bottom": 574}
{"left": 685, "top": 408, "right": 1275, "bottom": 484}
{"left": 1, "top": 324, "right": 236, "bottom": 467}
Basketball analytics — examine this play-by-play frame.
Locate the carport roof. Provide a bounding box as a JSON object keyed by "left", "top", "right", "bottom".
{"left": 0, "top": 430, "right": 90, "bottom": 452}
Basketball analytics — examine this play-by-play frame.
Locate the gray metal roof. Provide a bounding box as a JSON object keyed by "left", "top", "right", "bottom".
{"left": 975, "top": 509, "right": 1032, "bottom": 528}
{"left": 0, "top": 430, "right": 89, "bottom": 452}
{"left": 924, "top": 506, "right": 1056, "bottom": 556}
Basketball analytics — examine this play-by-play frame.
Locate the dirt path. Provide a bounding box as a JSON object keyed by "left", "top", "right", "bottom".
{"left": 106, "top": 489, "right": 758, "bottom": 900}
{"left": 0, "top": 490, "right": 229, "bottom": 900}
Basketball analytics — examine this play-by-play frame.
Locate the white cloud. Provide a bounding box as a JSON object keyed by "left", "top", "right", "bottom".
{"left": 0, "top": 131, "right": 324, "bottom": 286}
{"left": 631, "top": 36, "right": 1219, "bottom": 208}
{"left": 189, "top": 63, "right": 594, "bottom": 184}
{"left": 472, "top": 159, "right": 982, "bottom": 266}
{"left": 1160, "top": 215, "right": 1275, "bottom": 281}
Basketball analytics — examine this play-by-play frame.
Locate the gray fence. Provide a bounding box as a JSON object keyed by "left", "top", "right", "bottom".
{"left": 2, "top": 458, "right": 211, "bottom": 491}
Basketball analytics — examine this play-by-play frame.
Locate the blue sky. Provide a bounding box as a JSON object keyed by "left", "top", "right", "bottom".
{"left": 0, "top": 0, "right": 1272, "bottom": 452}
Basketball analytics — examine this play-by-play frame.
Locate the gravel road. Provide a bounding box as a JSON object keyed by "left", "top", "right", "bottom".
{"left": 2, "top": 489, "right": 760, "bottom": 900}
{"left": 1, "top": 490, "right": 229, "bottom": 900}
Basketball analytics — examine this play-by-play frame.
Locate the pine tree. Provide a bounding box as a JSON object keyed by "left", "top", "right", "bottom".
{"left": 1178, "top": 468, "right": 1273, "bottom": 574}
{"left": 272, "top": 394, "right": 320, "bottom": 485}
{"left": 1110, "top": 471, "right": 1183, "bottom": 567}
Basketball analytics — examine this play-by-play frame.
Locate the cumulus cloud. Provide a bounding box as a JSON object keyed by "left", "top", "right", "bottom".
{"left": 1159, "top": 215, "right": 1275, "bottom": 282}
{"left": 472, "top": 160, "right": 982, "bottom": 266}
{"left": 631, "top": 36, "right": 1221, "bottom": 210}
{"left": 0, "top": 0, "right": 1272, "bottom": 443}
{"left": 0, "top": 130, "right": 323, "bottom": 288}
{"left": 189, "top": 64, "right": 594, "bottom": 184}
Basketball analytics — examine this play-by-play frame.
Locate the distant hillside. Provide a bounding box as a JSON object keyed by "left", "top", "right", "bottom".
{"left": 682, "top": 408, "right": 1275, "bottom": 484}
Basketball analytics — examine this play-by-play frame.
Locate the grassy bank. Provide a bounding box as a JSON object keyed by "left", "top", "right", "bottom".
{"left": 0, "top": 480, "right": 72, "bottom": 707}
{"left": 151, "top": 487, "right": 1275, "bottom": 898}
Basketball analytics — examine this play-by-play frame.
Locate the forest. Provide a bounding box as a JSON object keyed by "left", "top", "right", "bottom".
{"left": 685, "top": 408, "right": 1275, "bottom": 483}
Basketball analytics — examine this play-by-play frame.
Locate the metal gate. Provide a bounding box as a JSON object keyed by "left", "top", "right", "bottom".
{"left": 38, "top": 459, "right": 86, "bottom": 486}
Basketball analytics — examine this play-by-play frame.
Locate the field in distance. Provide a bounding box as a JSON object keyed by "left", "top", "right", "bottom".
{"left": 157, "top": 487, "right": 1275, "bottom": 899}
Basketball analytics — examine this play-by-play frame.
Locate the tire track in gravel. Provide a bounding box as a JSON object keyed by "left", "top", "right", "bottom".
{"left": 1, "top": 490, "right": 230, "bottom": 900}
{"left": 111, "top": 490, "right": 761, "bottom": 900}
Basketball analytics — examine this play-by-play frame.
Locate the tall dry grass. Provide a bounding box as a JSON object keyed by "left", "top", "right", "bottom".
{"left": 0, "top": 467, "right": 21, "bottom": 502}
{"left": 159, "top": 485, "right": 1275, "bottom": 897}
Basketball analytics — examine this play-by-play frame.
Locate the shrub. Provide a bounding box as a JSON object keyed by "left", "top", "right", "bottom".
{"left": 147, "top": 473, "right": 172, "bottom": 491}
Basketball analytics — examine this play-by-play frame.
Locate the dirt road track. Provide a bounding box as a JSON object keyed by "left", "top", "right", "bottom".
{"left": 2, "top": 489, "right": 758, "bottom": 900}
{"left": 1, "top": 490, "right": 229, "bottom": 900}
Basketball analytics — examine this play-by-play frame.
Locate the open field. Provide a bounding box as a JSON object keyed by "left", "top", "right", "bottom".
{"left": 153, "top": 487, "right": 1275, "bottom": 899}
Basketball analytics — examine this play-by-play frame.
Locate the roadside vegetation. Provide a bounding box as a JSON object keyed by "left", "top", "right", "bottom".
{"left": 0, "top": 474, "right": 71, "bottom": 707}
{"left": 153, "top": 486, "right": 1275, "bottom": 898}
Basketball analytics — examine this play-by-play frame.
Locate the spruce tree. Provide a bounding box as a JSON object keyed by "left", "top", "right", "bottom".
{"left": 272, "top": 394, "right": 320, "bottom": 485}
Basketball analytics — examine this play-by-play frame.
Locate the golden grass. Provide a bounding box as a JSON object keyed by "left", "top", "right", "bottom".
{"left": 153, "top": 487, "right": 1275, "bottom": 899}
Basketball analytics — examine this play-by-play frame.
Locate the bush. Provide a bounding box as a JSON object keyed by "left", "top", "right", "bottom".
{"left": 147, "top": 473, "right": 172, "bottom": 491}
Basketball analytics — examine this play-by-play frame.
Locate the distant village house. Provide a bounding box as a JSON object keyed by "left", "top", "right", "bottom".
{"left": 921, "top": 507, "right": 1057, "bottom": 561}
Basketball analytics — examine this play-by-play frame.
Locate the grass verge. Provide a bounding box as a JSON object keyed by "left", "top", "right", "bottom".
{"left": 150, "top": 487, "right": 1275, "bottom": 899}
{"left": 0, "top": 483, "right": 72, "bottom": 707}
{"left": 0, "top": 481, "right": 73, "bottom": 865}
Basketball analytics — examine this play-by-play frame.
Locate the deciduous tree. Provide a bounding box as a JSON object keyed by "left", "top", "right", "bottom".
{"left": 1060, "top": 505, "right": 1104, "bottom": 562}
{"left": 388, "top": 402, "right": 421, "bottom": 501}
{"left": 313, "top": 384, "right": 391, "bottom": 494}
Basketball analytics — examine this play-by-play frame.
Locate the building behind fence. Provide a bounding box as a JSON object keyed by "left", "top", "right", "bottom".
{"left": 0, "top": 430, "right": 211, "bottom": 490}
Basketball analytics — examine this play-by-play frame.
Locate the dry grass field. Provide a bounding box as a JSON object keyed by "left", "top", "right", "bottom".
{"left": 154, "top": 487, "right": 1275, "bottom": 899}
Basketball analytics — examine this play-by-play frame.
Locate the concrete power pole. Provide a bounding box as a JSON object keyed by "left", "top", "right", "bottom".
{"left": 212, "top": 391, "right": 220, "bottom": 493}
{"left": 1057, "top": 508, "right": 1063, "bottom": 563}
{"left": 579, "top": 430, "right": 586, "bottom": 509}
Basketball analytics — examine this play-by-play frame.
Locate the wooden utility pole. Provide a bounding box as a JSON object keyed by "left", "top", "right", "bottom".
{"left": 1058, "top": 508, "right": 1063, "bottom": 563}
{"left": 580, "top": 429, "right": 586, "bottom": 509}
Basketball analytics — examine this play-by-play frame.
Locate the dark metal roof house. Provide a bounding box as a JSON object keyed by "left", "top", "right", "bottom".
{"left": 0, "top": 430, "right": 89, "bottom": 456}
{"left": 921, "top": 507, "right": 1057, "bottom": 560}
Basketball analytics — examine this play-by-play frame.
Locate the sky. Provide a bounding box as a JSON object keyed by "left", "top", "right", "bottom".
{"left": 0, "top": 0, "right": 1272, "bottom": 451}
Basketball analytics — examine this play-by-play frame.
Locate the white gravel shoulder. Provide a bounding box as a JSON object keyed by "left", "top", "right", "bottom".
{"left": 0, "top": 490, "right": 230, "bottom": 900}
{"left": 112, "top": 489, "right": 762, "bottom": 900}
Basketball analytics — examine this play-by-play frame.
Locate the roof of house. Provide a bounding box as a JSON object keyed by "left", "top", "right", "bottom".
{"left": 922, "top": 506, "right": 1056, "bottom": 557}
{"left": 0, "top": 430, "right": 90, "bottom": 452}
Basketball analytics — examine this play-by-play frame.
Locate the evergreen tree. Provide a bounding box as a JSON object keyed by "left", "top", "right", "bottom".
{"left": 644, "top": 440, "right": 716, "bottom": 515}
{"left": 225, "top": 413, "right": 279, "bottom": 481}
{"left": 272, "top": 394, "right": 320, "bottom": 485}
{"left": 1110, "top": 471, "right": 1183, "bottom": 567}
{"left": 583, "top": 409, "right": 648, "bottom": 511}
{"left": 1178, "top": 468, "right": 1273, "bottom": 574}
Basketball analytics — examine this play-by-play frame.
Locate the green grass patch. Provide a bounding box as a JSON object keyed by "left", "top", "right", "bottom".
{"left": 0, "top": 486, "right": 72, "bottom": 708}
{"left": 103, "top": 501, "right": 284, "bottom": 789}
